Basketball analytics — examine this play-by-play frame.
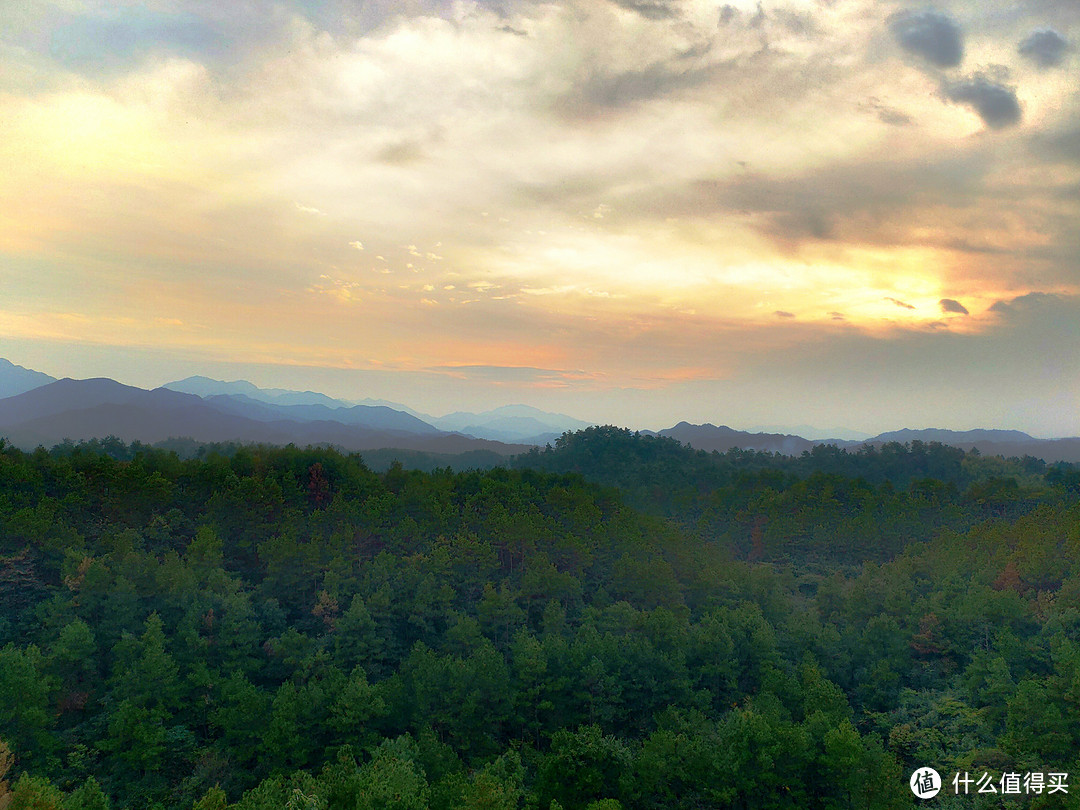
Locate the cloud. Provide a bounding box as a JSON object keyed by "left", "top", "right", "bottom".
{"left": 654, "top": 150, "right": 993, "bottom": 250}
{"left": 774, "top": 310, "right": 795, "bottom": 318}
{"left": 1018, "top": 28, "right": 1070, "bottom": 69}
{"left": 939, "top": 298, "right": 969, "bottom": 315}
{"left": 863, "top": 98, "right": 912, "bottom": 126}
{"left": 943, "top": 74, "right": 1021, "bottom": 129}
{"left": 773, "top": 8, "right": 819, "bottom": 38}
{"left": 607, "top": 0, "right": 680, "bottom": 21}
{"left": 553, "top": 57, "right": 717, "bottom": 117}
{"left": 886, "top": 297, "right": 915, "bottom": 310}
{"left": 988, "top": 291, "right": 1064, "bottom": 316}
{"left": 890, "top": 10, "right": 963, "bottom": 68}
{"left": 716, "top": 2, "right": 766, "bottom": 30}
{"left": 749, "top": 2, "right": 767, "bottom": 29}
{"left": 349, "top": 240, "right": 364, "bottom": 251}
{"left": 376, "top": 139, "right": 426, "bottom": 165}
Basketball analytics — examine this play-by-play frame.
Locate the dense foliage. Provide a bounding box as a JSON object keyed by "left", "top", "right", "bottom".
{"left": 1, "top": 430, "right": 1078, "bottom": 808}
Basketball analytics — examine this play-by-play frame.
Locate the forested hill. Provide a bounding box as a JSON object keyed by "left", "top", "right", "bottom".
{"left": 1, "top": 438, "right": 1078, "bottom": 808}
{"left": 517, "top": 425, "right": 1048, "bottom": 491}
{"left": 515, "top": 426, "right": 1060, "bottom": 563}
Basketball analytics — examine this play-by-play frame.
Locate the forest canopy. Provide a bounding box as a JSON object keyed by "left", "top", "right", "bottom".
{"left": 0, "top": 431, "right": 1077, "bottom": 808}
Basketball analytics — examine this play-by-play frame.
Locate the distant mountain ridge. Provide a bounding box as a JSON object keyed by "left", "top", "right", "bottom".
{"left": 164, "top": 375, "right": 430, "bottom": 414}
{"left": 659, "top": 422, "right": 1080, "bottom": 464}
{"left": 163, "top": 376, "right": 590, "bottom": 442}
{"left": 873, "top": 428, "right": 1036, "bottom": 444}
{"left": 0, "top": 377, "right": 201, "bottom": 426}
{"left": 749, "top": 423, "right": 874, "bottom": 441}
{"left": 0, "top": 358, "right": 56, "bottom": 399}
{"left": 163, "top": 376, "right": 355, "bottom": 410}
{"left": 200, "top": 393, "right": 440, "bottom": 435}
{"left": 0, "top": 377, "right": 529, "bottom": 455}
{"left": 659, "top": 422, "right": 816, "bottom": 456}
{"left": 0, "top": 360, "right": 1077, "bottom": 462}
{"left": 859, "top": 428, "right": 1080, "bottom": 464}
{"left": 429, "top": 404, "right": 593, "bottom": 444}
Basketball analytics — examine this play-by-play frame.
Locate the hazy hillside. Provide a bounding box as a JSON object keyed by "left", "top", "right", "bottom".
{"left": 859, "top": 428, "right": 1080, "bottom": 464}
{"left": 874, "top": 427, "right": 1036, "bottom": 443}
{"left": 0, "top": 358, "right": 55, "bottom": 398}
{"left": 202, "top": 394, "right": 440, "bottom": 435}
{"left": 164, "top": 375, "right": 426, "bottom": 414}
{"left": 0, "top": 377, "right": 527, "bottom": 455}
{"left": 3, "top": 361, "right": 1079, "bottom": 463}
{"left": 430, "top": 404, "right": 593, "bottom": 443}
{"left": 0, "top": 377, "right": 202, "bottom": 426}
{"left": 163, "top": 375, "right": 356, "bottom": 409}
{"left": 659, "top": 421, "right": 817, "bottom": 455}
{"left": 660, "top": 421, "right": 1080, "bottom": 464}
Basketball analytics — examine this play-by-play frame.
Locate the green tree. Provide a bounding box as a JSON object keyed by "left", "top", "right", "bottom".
{"left": 0, "top": 645, "right": 53, "bottom": 768}
{"left": 63, "top": 777, "right": 110, "bottom": 810}
{"left": 536, "top": 725, "right": 630, "bottom": 809}
{"left": 191, "top": 786, "right": 227, "bottom": 810}
{"left": 8, "top": 774, "right": 63, "bottom": 810}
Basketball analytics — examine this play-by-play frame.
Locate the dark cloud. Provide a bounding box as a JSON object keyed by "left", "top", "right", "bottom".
{"left": 1019, "top": 28, "right": 1070, "bottom": 68}
{"left": 943, "top": 74, "right": 1022, "bottom": 129}
{"left": 863, "top": 98, "right": 912, "bottom": 126}
{"left": 772, "top": 210, "right": 834, "bottom": 240}
{"left": 749, "top": 2, "right": 767, "bottom": 29}
{"left": 774, "top": 310, "right": 796, "bottom": 318}
{"left": 607, "top": 0, "right": 680, "bottom": 20}
{"left": 553, "top": 56, "right": 717, "bottom": 118}
{"left": 890, "top": 10, "right": 964, "bottom": 67}
{"left": 877, "top": 107, "right": 912, "bottom": 126}
{"left": 718, "top": 2, "right": 766, "bottom": 28}
{"left": 939, "top": 298, "right": 969, "bottom": 315}
{"left": 376, "top": 139, "right": 426, "bottom": 165}
{"left": 940, "top": 238, "right": 1010, "bottom": 256}
{"left": 886, "top": 297, "right": 915, "bottom": 310}
{"left": 773, "top": 8, "right": 819, "bottom": 37}
{"left": 989, "top": 291, "right": 1063, "bottom": 316}
{"left": 657, "top": 150, "right": 991, "bottom": 248}
{"left": 829, "top": 312, "right": 846, "bottom": 321}
{"left": 1030, "top": 123, "right": 1080, "bottom": 163}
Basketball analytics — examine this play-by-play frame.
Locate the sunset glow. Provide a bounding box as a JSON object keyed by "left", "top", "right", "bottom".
{"left": 1, "top": 0, "right": 1078, "bottom": 434}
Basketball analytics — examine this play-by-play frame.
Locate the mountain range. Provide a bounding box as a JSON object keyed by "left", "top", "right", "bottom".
{"left": 658, "top": 422, "right": 1080, "bottom": 464}
{"left": 162, "top": 377, "right": 589, "bottom": 444}
{"left": 0, "top": 360, "right": 1078, "bottom": 463}
{"left": 0, "top": 377, "right": 534, "bottom": 456}
{"left": 424, "top": 405, "right": 593, "bottom": 445}
{"left": 0, "top": 358, "right": 57, "bottom": 398}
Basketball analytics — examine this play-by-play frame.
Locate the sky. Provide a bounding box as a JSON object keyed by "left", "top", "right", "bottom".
{"left": 1, "top": 0, "right": 1078, "bottom": 436}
